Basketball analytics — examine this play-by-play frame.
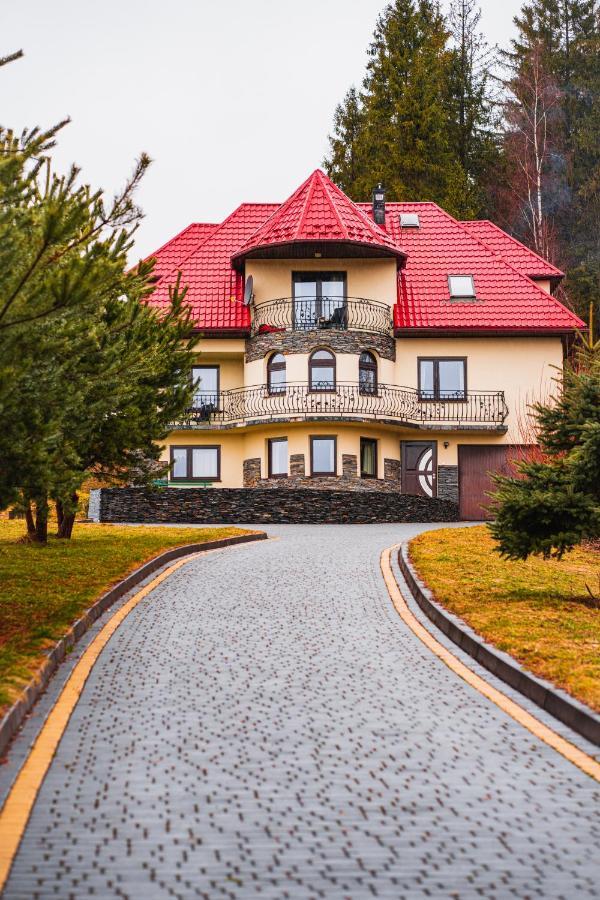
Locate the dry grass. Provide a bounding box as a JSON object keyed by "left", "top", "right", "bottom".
{"left": 0, "top": 520, "right": 252, "bottom": 715}
{"left": 409, "top": 525, "right": 600, "bottom": 711}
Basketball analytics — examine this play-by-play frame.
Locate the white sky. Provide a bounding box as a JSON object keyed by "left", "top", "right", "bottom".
{"left": 3, "top": 0, "right": 522, "bottom": 260}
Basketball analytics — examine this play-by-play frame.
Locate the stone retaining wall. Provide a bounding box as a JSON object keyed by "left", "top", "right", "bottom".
{"left": 99, "top": 486, "right": 458, "bottom": 525}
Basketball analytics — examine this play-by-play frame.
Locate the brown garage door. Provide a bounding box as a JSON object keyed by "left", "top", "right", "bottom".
{"left": 458, "top": 445, "right": 528, "bottom": 521}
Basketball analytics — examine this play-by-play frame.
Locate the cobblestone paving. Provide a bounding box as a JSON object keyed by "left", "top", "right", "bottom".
{"left": 4, "top": 524, "right": 600, "bottom": 899}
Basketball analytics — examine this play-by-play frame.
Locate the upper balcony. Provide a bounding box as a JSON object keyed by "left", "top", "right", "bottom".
{"left": 251, "top": 296, "right": 393, "bottom": 338}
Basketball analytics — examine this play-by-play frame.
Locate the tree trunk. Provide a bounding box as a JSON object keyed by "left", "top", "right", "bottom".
{"left": 57, "top": 493, "right": 78, "bottom": 539}
{"left": 25, "top": 501, "right": 36, "bottom": 536}
{"left": 56, "top": 499, "right": 64, "bottom": 530}
{"left": 33, "top": 493, "right": 49, "bottom": 544}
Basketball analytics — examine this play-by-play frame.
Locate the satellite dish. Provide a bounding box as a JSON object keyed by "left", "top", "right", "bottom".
{"left": 243, "top": 275, "right": 254, "bottom": 306}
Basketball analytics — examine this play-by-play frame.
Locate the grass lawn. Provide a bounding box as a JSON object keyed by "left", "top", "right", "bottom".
{"left": 409, "top": 526, "right": 600, "bottom": 712}
{"left": 0, "top": 520, "right": 252, "bottom": 716}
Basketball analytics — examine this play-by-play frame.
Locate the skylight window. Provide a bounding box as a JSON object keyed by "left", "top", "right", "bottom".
{"left": 448, "top": 275, "right": 476, "bottom": 299}
{"left": 399, "top": 212, "right": 420, "bottom": 228}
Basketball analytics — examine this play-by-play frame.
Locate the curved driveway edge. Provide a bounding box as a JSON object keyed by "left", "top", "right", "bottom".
{"left": 398, "top": 542, "right": 600, "bottom": 746}
{"left": 0, "top": 532, "right": 267, "bottom": 760}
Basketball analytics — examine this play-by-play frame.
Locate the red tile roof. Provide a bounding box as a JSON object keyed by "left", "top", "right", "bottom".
{"left": 148, "top": 204, "right": 278, "bottom": 331}
{"left": 144, "top": 223, "right": 217, "bottom": 282}
{"left": 357, "top": 202, "right": 582, "bottom": 332}
{"left": 144, "top": 173, "right": 583, "bottom": 334}
{"left": 461, "top": 219, "right": 564, "bottom": 280}
{"left": 231, "top": 169, "right": 405, "bottom": 267}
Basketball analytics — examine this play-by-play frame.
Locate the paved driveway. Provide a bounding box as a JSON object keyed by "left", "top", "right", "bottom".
{"left": 4, "top": 524, "right": 599, "bottom": 899}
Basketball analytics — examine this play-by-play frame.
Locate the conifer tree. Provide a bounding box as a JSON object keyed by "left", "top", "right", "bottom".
{"left": 501, "top": 0, "right": 600, "bottom": 317}
{"left": 324, "top": 87, "right": 365, "bottom": 195}
{"left": 489, "top": 319, "right": 600, "bottom": 559}
{"left": 0, "top": 54, "right": 195, "bottom": 541}
{"left": 324, "top": 0, "right": 500, "bottom": 217}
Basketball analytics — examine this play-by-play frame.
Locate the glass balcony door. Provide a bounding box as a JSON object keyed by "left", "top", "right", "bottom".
{"left": 292, "top": 272, "right": 346, "bottom": 331}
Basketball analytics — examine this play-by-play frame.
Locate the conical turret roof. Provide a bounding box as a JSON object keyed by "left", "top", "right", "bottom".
{"left": 231, "top": 169, "right": 405, "bottom": 268}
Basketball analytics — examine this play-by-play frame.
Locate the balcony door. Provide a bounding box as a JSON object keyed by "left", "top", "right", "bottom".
{"left": 292, "top": 272, "right": 346, "bottom": 331}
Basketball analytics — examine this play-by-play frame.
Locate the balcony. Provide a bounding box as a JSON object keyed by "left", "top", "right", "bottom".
{"left": 251, "top": 297, "right": 393, "bottom": 338}
{"left": 175, "top": 382, "right": 508, "bottom": 431}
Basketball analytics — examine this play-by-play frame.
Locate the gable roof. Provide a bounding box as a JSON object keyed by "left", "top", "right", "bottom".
{"left": 356, "top": 202, "right": 582, "bottom": 332}
{"left": 231, "top": 169, "right": 405, "bottom": 268}
{"left": 462, "top": 219, "right": 564, "bottom": 281}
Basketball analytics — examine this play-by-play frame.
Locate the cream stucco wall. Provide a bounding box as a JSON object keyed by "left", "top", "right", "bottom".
{"left": 246, "top": 258, "right": 397, "bottom": 307}
{"left": 394, "top": 336, "right": 563, "bottom": 444}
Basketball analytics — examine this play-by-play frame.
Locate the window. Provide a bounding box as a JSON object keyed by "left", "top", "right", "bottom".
{"left": 448, "top": 275, "right": 476, "bottom": 299}
{"left": 359, "top": 351, "right": 377, "bottom": 395}
{"left": 192, "top": 366, "right": 219, "bottom": 409}
{"left": 169, "top": 445, "right": 221, "bottom": 482}
{"left": 268, "top": 438, "right": 288, "bottom": 477}
{"left": 309, "top": 349, "right": 336, "bottom": 392}
{"left": 360, "top": 438, "right": 377, "bottom": 478}
{"left": 292, "top": 272, "right": 346, "bottom": 330}
{"left": 399, "top": 212, "right": 420, "bottom": 228}
{"left": 418, "top": 358, "right": 466, "bottom": 400}
{"left": 310, "top": 436, "right": 336, "bottom": 476}
{"left": 267, "top": 352, "right": 286, "bottom": 394}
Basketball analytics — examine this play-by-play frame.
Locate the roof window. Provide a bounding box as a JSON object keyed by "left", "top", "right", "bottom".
{"left": 399, "top": 212, "right": 420, "bottom": 228}
{"left": 448, "top": 275, "right": 476, "bottom": 299}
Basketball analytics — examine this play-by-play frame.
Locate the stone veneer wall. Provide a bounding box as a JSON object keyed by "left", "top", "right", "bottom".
{"left": 437, "top": 465, "right": 459, "bottom": 503}
{"left": 245, "top": 329, "right": 396, "bottom": 363}
{"left": 99, "top": 487, "right": 458, "bottom": 525}
{"left": 242, "top": 454, "right": 404, "bottom": 493}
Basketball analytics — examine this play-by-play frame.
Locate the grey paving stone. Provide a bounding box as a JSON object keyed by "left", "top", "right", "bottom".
{"left": 3, "top": 524, "right": 600, "bottom": 900}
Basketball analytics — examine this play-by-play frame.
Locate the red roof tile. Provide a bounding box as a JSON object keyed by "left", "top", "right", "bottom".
{"left": 144, "top": 172, "right": 583, "bottom": 333}
{"left": 358, "top": 202, "right": 582, "bottom": 332}
{"left": 148, "top": 204, "right": 278, "bottom": 331}
{"left": 144, "top": 223, "right": 217, "bottom": 282}
{"left": 231, "top": 169, "right": 405, "bottom": 266}
{"left": 461, "top": 219, "right": 564, "bottom": 280}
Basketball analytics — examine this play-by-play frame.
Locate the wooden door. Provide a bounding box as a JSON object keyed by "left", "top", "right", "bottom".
{"left": 402, "top": 441, "right": 437, "bottom": 497}
{"left": 458, "top": 445, "right": 526, "bottom": 520}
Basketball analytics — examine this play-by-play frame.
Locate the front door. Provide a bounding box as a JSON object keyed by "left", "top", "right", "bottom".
{"left": 402, "top": 441, "right": 437, "bottom": 497}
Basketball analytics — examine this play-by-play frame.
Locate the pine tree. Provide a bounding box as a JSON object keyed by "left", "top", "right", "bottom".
{"left": 0, "top": 55, "right": 195, "bottom": 541}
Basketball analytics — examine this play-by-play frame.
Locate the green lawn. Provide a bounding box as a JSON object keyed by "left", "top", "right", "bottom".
{"left": 409, "top": 525, "right": 600, "bottom": 711}
{"left": 0, "top": 520, "right": 252, "bottom": 715}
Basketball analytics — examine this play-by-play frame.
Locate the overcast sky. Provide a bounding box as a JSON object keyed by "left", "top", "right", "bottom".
{"left": 3, "top": 0, "right": 522, "bottom": 260}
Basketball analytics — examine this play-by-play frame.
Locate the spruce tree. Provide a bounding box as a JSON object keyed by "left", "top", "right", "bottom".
{"left": 324, "top": 87, "right": 365, "bottom": 196}
{"left": 323, "top": 0, "right": 499, "bottom": 217}
{"left": 489, "top": 321, "right": 600, "bottom": 559}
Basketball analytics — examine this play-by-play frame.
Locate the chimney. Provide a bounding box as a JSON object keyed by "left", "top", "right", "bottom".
{"left": 372, "top": 182, "right": 386, "bottom": 225}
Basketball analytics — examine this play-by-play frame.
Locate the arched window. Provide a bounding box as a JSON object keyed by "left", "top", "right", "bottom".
{"left": 309, "top": 348, "right": 336, "bottom": 392}
{"left": 267, "top": 352, "right": 286, "bottom": 394}
{"left": 359, "top": 351, "right": 377, "bottom": 395}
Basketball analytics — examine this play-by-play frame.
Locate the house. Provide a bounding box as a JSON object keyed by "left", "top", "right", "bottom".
{"left": 144, "top": 169, "right": 583, "bottom": 520}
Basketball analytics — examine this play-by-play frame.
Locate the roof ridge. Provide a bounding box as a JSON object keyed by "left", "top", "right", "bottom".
{"left": 462, "top": 219, "right": 564, "bottom": 277}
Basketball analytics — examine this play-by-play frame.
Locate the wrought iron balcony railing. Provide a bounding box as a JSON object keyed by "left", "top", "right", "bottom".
{"left": 251, "top": 297, "right": 393, "bottom": 337}
{"left": 177, "top": 382, "right": 508, "bottom": 428}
